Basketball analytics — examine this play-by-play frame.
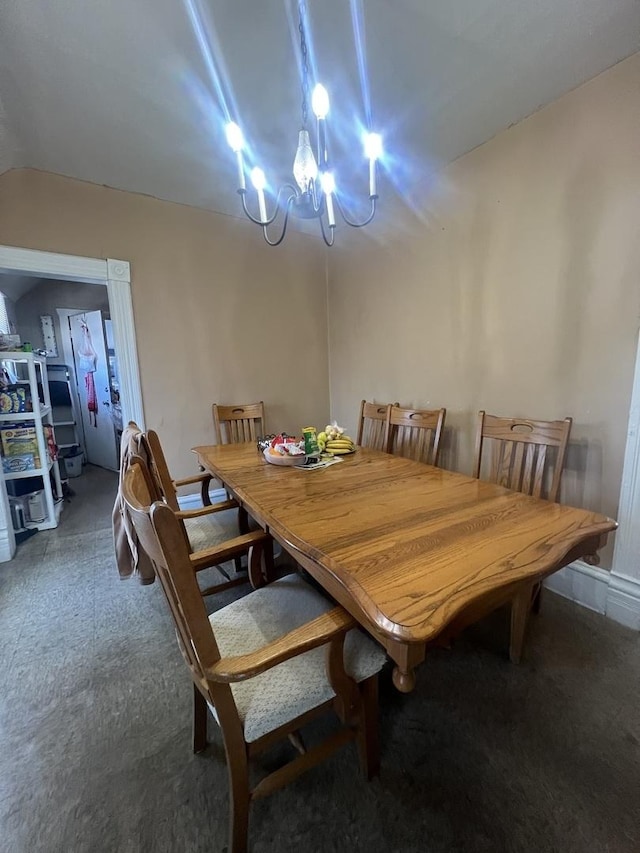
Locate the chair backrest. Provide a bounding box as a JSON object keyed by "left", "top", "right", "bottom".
{"left": 139, "top": 429, "right": 180, "bottom": 511}
{"left": 472, "top": 411, "right": 572, "bottom": 501}
{"left": 385, "top": 406, "right": 446, "bottom": 466}
{"left": 212, "top": 402, "right": 265, "bottom": 445}
{"left": 356, "top": 400, "right": 397, "bottom": 451}
{"left": 121, "top": 460, "right": 230, "bottom": 710}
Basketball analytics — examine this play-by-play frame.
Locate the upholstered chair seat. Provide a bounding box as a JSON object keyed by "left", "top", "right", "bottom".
{"left": 209, "top": 574, "right": 387, "bottom": 743}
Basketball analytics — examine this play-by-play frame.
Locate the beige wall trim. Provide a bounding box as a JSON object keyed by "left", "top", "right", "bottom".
{"left": 0, "top": 244, "right": 144, "bottom": 561}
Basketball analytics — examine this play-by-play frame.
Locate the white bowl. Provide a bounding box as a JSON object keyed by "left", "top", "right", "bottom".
{"left": 263, "top": 447, "right": 307, "bottom": 467}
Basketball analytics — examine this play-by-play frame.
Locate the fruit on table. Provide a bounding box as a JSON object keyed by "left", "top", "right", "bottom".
{"left": 325, "top": 422, "right": 345, "bottom": 441}
{"left": 268, "top": 436, "right": 305, "bottom": 455}
{"left": 319, "top": 421, "right": 355, "bottom": 454}
{"left": 325, "top": 435, "right": 355, "bottom": 455}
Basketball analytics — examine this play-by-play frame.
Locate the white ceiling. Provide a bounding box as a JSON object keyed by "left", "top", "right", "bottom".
{"left": 0, "top": 0, "right": 638, "bottom": 219}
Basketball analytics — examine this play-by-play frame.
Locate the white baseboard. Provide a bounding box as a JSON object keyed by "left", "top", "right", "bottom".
{"left": 545, "top": 560, "right": 640, "bottom": 631}
{"left": 177, "top": 488, "right": 228, "bottom": 510}
{"left": 606, "top": 572, "right": 640, "bottom": 630}
{"left": 544, "top": 560, "right": 610, "bottom": 614}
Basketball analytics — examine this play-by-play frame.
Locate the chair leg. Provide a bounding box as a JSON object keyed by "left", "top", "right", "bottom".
{"left": 235, "top": 507, "right": 251, "bottom": 574}
{"left": 510, "top": 583, "right": 534, "bottom": 664}
{"left": 531, "top": 581, "right": 543, "bottom": 614}
{"left": 238, "top": 506, "right": 249, "bottom": 535}
{"left": 226, "top": 749, "right": 251, "bottom": 853}
{"left": 193, "top": 684, "right": 208, "bottom": 754}
{"left": 356, "top": 676, "right": 380, "bottom": 780}
{"left": 288, "top": 730, "right": 306, "bottom": 755}
{"left": 263, "top": 537, "right": 275, "bottom": 584}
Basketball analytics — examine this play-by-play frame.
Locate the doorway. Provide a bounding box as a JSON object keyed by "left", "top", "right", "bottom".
{"left": 0, "top": 246, "right": 143, "bottom": 561}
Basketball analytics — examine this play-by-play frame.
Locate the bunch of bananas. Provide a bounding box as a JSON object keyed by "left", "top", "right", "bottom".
{"left": 324, "top": 436, "right": 356, "bottom": 455}
{"left": 317, "top": 423, "right": 356, "bottom": 455}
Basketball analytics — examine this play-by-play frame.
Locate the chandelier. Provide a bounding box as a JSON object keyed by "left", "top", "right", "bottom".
{"left": 224, "top": 0, "right": 382, "bottom": 247}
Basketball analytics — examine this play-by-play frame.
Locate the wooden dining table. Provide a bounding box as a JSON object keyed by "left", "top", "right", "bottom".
{"left": 193, "top": 443, "right": 617, "bottom": 692}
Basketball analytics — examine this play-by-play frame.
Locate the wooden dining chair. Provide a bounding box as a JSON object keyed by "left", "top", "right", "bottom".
{"left": 385, "top": 405, "right": 446, "bottom": 466}
{"left": 138, "top": 430, "right": 271, "bottom": 594}
{"left": 472, "top": 410, "right": 573, "bottom": 654}
{"left": 356, "top": 400, "right": 397, "bottom": 451}
{"left": 213, "top": 402, "right": 265, "bottom": 445}
{"left": 122, "top": 460, "right": 387, "bottom": 853}
{"left": 473, "top": 411, "right": 572, "bottom": 501}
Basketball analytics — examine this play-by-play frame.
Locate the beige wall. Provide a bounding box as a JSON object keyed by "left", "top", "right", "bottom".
{"left": 0, "top": 170, "right": 330, "bottom": 476}
{"left": 328, "top": 54, "right": 640, "bottom": 567}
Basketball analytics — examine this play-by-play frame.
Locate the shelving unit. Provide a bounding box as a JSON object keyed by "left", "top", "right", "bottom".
{"left": 0, "top": 352, "right": 63, "bottom": 531}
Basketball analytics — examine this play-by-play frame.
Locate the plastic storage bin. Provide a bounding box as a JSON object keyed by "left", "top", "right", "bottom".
{"left": 64, "top": 450, "right": 83, "bottom": 478}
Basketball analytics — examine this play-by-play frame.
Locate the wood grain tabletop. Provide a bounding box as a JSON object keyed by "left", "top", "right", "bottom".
{"left": 194, "top": 443, "right": 616, "bottom": 689}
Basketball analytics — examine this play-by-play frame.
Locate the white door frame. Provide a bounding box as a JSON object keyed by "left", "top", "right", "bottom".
{"left": 608, "top": 330, "right": 640, "bottom": 628}
{"left": 0, "top": 245, "right": 144, "bottom": 560}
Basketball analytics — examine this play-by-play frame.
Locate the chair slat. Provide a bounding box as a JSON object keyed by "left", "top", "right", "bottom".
{"left": 511, "top": 442, "right": 525, "bottom": 492}
{"left": 498, "top": 440, "right": 515, "bottom": 489}
{"left": 521, "top": 443, "right": 536, "bottom": 494}
{"left": 532, "top": 444, "right": 547, "bottom": 498}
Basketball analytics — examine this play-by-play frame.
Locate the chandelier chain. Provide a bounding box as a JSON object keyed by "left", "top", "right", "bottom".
{"left": 298, "top": 0, "right": 309, "bottom": 128}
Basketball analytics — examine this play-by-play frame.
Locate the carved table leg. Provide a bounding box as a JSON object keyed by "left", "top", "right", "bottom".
{"left": 387, "top": 641, "right": 426, "bottom": 694}
{"left": 392, "top": 665, "right": 417, "bottom": 693}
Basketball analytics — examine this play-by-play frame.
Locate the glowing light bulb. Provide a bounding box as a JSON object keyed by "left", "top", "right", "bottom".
{"left": 226, "top": 122, "right": 246, "bottom": 190}
{"left": 292, "top": 130, "right": 318, "bottom": 193}
{"left": 250, "top": 167, "right": 266, "bottom": 190}
{"left": 363, "top": 132, "right": 382, "bottom": 161}
{"left": 320, "top": 172, "right": 335, "bottom": 194}
{"left": 251, "top": 167, "right": 267, "bottom": 222}
{"left": 363, "top": 132, "right": 382, "bottom": 197}
{"left": 225, "top": 122, "right": 244, "bottom": 152}
{"left": 312, "top": 84, "right": 330, "bottom": 119}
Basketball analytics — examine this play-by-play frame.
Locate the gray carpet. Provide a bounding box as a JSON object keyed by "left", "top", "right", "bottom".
{"left": 1, "top": 465, "right": 638, "bottom": 853}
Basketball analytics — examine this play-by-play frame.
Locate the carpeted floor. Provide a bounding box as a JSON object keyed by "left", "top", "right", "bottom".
{"left": 1, "top": 465, "right": 638, "bottom": 853}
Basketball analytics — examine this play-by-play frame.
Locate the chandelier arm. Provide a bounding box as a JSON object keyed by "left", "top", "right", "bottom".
{"left": 334, "top": 194, "right": 378, "bottom": 228}
{"left": 261, "top": 195, "right": 296, "bottom": 246}
{"left": 240, "top": 187, "right": 298, "bottom": 227}
{"left": 319, "top": 213, "right": 335, "bottom": 247}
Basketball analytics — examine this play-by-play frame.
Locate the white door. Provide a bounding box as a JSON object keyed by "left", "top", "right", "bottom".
{"left": 69, "top": 311, "right": 118, "bottom": 471}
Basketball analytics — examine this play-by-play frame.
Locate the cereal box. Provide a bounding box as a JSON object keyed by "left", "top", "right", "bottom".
{"left": 1, "top": 428, "right": 41, "bottom": 468}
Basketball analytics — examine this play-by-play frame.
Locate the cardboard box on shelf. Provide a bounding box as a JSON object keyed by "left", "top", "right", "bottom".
{"left": 1, "top": 427, "right": 41, "bottom": 468}
{"left": 2, "top": 454, "right": 37, "bottom": 474}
